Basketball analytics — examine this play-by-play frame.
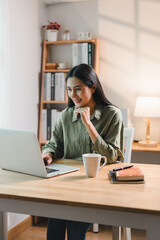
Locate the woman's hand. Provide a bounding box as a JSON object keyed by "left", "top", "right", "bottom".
{"left": 42, "top": 153, "right": 52, "bottom": 165}
{"left": 75, "top": 107, "right": 98, "bottom": 143}
{"left": 75, "top": 107, "right": 91, "bottom": 126}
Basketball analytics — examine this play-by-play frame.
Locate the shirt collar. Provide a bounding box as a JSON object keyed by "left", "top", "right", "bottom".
{"left": 72, "top": 104, "right": 103, "bottom": 122}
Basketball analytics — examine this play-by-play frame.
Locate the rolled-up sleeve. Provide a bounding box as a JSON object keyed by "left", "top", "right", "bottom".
{"left": 92, "top": 109, "right": 124, "bottom": 163}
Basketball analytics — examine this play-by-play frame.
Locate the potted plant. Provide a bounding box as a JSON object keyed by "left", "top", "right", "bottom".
{"left": 42, "top": 21, "right": 61, "bottom": 41}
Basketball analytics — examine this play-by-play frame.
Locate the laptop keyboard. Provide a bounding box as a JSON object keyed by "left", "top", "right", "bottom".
{"left": 46, "top": 168, "right": 59, "bottom": 174}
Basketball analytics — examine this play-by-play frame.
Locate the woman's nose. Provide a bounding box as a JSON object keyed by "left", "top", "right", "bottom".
{"left": 70, "top": 89, "right": 76, "bottom": 98}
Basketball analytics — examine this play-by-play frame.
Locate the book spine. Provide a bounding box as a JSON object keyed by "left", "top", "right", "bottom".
{"left": 42, "top": 109, "right": 47, "bottom": 141}
{"left": 51, "top": 109, "right": 56, "bottom": 133}
{"left": 59, "top": 73, "right": 66, "bottom": 101}
{"left": 43, "top": 73, "right": 47, "bottom": 101}
{"left": 55, "top": 73, "right": 59, "bottom": 101}
{"left": 46, "top": 72, "right": 51, "bottom": 101}
{"left": 88, "top": 43, "right": 92, "bottom": 67}
{"left": 91, "top": 43, "right": 95, "bottom": 67}
{"left": 51, "top": 73, "right": 55, "bottom": 100}
{"left": 47, "top": 109, "right": 51, "bottom": 140}
{"left": 72, "top": 43, "right": 78, "bottom": 67}
{"left": 81, "top": 43, "right": 88, "bottom": 64}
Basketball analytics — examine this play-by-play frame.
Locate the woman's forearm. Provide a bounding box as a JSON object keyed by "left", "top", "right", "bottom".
{"left": 84, "top": 121, "right": 98, "bottom": 144}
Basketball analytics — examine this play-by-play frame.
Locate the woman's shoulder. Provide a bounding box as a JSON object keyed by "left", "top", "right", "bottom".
{"left": 102, "top": 105, "right": 123, "bottom": 120}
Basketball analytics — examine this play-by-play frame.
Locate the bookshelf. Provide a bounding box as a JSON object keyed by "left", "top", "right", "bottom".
{"left": 38, "top": 38, "right": 99, "bottom": 146}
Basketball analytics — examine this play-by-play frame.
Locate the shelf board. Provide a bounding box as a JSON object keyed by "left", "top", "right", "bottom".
{"left": 43, "top": 100, "right": 68, "bottom": 104}
{"left": 44, "top": 68, "right": 71, "bottom": 73}
{"left": 44, "top": 39, "right": 97, "bottom": 45}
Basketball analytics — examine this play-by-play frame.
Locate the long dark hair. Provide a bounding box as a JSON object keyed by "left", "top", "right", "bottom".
{"left": 66, "top": 64, "right": 113, "bottom": 107}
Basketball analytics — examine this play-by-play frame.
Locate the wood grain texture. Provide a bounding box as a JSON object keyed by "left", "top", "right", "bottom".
{"left": 0, "top": 160, "right": 160, "bottom": 215}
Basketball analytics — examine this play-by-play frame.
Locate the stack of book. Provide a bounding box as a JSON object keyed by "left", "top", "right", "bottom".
{"left": 42, "top": 109, "right": 62, "bottom": 141}
{"left": 72, "top": 43, "right": 94, "bottom": 67}
{"left": 43, "top": 72, "right": 67, "bottom": 101}
{"left": 108, "top": 166, "right": 144, "bottom": 184}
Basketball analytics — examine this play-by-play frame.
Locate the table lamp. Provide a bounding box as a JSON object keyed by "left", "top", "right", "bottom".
{"left": 134, "top": 97, "right": 160, "bottom": 147}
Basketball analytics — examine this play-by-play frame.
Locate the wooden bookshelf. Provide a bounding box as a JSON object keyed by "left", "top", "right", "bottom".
{"left": 38, "top": 38, "right": 99, "bottom": 145}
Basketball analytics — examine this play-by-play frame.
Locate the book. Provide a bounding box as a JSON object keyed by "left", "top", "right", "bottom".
{"left": 115, "top": 167, "right": 144, "bottom": 181}
{"left": 72, "top": 43, "right": 81, "bottom": 67}
{"left": 108, "top": 171, "right": 144, "bottom": 184}
{"left": 42, "top": 109, "right": 47, "bottom": 141}
{"left": 46, "top": 72, "right": 51, "bottom": 101}
{"left": 51, "top": 109, "right": 57, "bottom": 133}
{"left": 51, "top": 73, "right": 55, "bottom": 100}
{"left": 81, "top": 43, "right": 88, "bottom": 64}
{"left": 43, "top": 73, "right": 47, "bottom": 101}
{"left": 55, "top": 73, "right": 66, "bottom": 101}
{"left": 47, "top": 109, "right": 51, "bottom": 140}
{"left": 72, "top": 43, "right": 88, "bottom": 67}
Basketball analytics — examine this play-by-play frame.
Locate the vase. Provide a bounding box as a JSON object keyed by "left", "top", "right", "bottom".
{"left": 46, "top": 30, "right": 58, "bottom": 41}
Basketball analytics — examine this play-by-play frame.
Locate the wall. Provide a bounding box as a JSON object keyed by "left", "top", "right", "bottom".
{"left": 5, "top": 0, "right": 43, "bottom": 230}
{"left": 44, "top": 0, "right": 160, "bottom": 143}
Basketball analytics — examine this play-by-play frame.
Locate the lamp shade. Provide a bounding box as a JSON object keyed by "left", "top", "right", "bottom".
{"left": 134, "top": 97, "right": 160, "bottom": 118}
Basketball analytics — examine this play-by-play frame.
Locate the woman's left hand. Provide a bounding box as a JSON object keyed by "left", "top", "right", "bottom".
{"left": 75, "top": 107, "right": 91, "bottom": 126}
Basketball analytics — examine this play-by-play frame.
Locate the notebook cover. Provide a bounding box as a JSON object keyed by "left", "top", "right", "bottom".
{"left": 115, "top": 167, "right": 144, "bottom": 180}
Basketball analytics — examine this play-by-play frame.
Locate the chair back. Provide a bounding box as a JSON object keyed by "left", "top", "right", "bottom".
{"left": 123, "top": 128, "right": 134, "bottom": 163}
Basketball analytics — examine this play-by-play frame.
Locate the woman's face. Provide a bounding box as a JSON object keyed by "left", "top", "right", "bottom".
{"left": 66, "top": 76, "right": 95, "bottom": 108}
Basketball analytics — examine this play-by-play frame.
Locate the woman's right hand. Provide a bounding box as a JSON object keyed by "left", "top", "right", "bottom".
{"left": 42, "top": 153, "right": 52, "bottom": 165}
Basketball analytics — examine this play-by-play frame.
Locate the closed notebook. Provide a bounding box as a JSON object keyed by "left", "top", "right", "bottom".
{"left": 115, "top": 167, "right": 144, "bottom": 181}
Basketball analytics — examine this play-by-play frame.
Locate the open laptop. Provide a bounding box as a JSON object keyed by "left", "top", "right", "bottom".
{"left": 0, "top": 128, "right": 79, "bottom": 178}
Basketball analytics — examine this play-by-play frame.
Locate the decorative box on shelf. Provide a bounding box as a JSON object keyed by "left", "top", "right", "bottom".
{"left": 45, "top": 63, "right": 57, "bottom": 70}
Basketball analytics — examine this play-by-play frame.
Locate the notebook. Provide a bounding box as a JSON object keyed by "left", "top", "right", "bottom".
{"left": 0, "top": 128, "right": 79, "bottom": 178}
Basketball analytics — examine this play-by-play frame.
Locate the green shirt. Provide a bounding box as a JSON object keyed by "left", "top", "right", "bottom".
{"left": 42, "top": 104, "right": 124, "bottom": 163}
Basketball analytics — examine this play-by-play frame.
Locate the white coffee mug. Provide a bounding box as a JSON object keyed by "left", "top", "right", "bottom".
{"left": 82, "top": 153, "right": 107, "bottom": 178}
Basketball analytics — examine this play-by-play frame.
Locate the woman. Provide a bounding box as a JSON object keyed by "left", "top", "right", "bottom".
{"left": 42, "top": 63, "right": 124, "bottom": 240}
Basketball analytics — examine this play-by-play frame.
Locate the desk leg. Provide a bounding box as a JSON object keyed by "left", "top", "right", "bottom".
{"left": 0, "top": 212, "right": 8, "bottom": 240}
{"left": 147, "top": 215, "right": 160, "bottom": 240}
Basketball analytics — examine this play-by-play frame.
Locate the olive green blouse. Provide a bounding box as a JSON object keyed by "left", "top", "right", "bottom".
{"left": 42, "top": 104, "right": 124, "bottom": 163}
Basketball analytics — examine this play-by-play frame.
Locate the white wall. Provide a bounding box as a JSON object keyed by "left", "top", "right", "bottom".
{"left": 5, "top": 0, "right": 43, "bottom": 230}
{"left": 44, "top": 0, "right": 160, "bottom": 142}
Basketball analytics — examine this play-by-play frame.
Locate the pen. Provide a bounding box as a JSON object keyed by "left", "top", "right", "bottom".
{"left": 113, "top": 165, "right": 134, "bottom": 172}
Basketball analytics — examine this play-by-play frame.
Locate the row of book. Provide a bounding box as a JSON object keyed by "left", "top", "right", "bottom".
{"left": 42, "top": 109, "right": 61, "bottom": 141}
{"left": 43, "top": 72, "right": 67, "bottom": 101}
{"left": 72, "top": 43, "right": 95, "bottom": 67}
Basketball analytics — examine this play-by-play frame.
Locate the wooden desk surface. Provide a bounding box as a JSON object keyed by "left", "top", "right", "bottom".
{"left": 0, "top": 160, "right": 160, "bottom": 216}
{"left": 132, "top": 142, "right": 160, "bottom": 152}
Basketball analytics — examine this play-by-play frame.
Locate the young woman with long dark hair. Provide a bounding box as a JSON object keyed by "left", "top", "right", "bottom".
{"left": 42, "top": 63, "right": 124, "bottom": 240}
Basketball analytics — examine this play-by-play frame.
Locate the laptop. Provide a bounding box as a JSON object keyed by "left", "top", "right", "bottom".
{"left": 0, "top": 128, "right": 79, "bottom": 178}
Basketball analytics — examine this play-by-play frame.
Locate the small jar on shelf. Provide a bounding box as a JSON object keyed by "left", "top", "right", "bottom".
{"left": 62, "top": 30, "right": 70, "bottom": 41}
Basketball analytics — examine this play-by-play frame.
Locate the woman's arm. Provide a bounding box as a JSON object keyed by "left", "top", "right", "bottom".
{"left": 75, "top": 107, "right": 98, "bottom": 143}
{"left": 76, "top": 106, "right": 124, "bottom": 163}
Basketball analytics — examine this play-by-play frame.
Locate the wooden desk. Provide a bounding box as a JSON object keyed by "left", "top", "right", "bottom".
{"left": 132, "top": 142, "right": 160, "bottom": 152}
{"left": 0, "top": 160, "right": 160, "bottom": 240}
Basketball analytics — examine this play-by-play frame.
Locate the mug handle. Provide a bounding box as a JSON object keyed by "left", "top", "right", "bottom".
{"left": 99, "top": 156, "right": 107, "bottom": 170}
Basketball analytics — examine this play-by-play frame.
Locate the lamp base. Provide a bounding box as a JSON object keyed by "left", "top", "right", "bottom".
{"left": 138, "top": 140, "right": 158, "bottom": 147}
